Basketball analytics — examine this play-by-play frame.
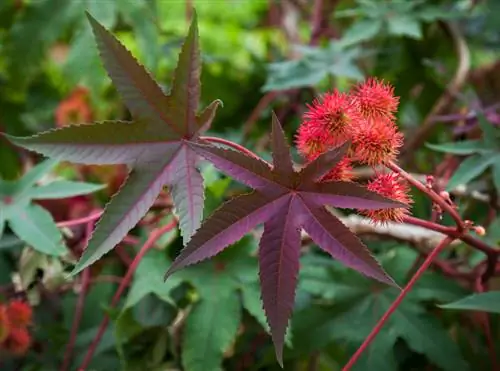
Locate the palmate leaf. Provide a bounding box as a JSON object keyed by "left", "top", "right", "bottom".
{"left": 0, "top": 159, "right": 103, "bottom": 256}
{"left": 166, "top": 114, "right": 406, "bottom": 365}
{"left": 6, "top": 12, "right": 221, "bottom": 274}
{"left": 439, "top": 292, "right": 500, "bottom": 313}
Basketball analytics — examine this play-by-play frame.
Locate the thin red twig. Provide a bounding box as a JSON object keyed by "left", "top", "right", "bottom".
{"left": 57, "top": 211, "right": 103, "bottom": 228}
{"left": 60, "top": 223, "right": 93, "bottom": 371}
{"left": 388, "top": 161, "right": 464, "bottom": 231}
{"left": 342, "top": 236, "right": 455, "bottom": 370}
{"left": 77, "top": 219, "right": 177, "bottom": 371}
{"left": 200, "top": 136, "right": 268, "bottom": 163}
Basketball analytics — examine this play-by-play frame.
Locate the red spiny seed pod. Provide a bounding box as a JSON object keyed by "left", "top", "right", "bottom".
{"left": 6, "top": 300, "right": 32, "bottom": 328}
{"left": 360, "top": 172, "right": 412, "bottom": 224}
{"left": 351, "top": 118, "right": 404, "bottom": 166}
{"left": 297, "top": 90, "right": 362, "bottom": 158}
{"left": 353, "top": 78, "right": 399, "bottom": 121}
{"left": 0, "top": 305, "right": 10, "bottom": 343}
{"left": 2, "top": 327, "right": 31, "bottom": 356}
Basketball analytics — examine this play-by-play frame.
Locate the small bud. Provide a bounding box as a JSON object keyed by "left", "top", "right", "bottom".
{"left": 426, "top": 175, "right": 434, "bottom": 188}
{"left": 473, "top": 226, "right": 486, "bottom": 236}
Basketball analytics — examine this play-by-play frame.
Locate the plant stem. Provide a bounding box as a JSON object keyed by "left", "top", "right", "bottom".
{"left": 404, "top": 216, "right": 499, "bottom": 258}
{"left": 61, "top": 268, "right": 90, "bottom": 371}
{"left": 200, "top": 136, "right": 268, "bottom": 163}
{"left": 77, "top": 219, "right": 177, "bottom": 371}
{"left": 387, "top": 161, "right": 464, "bottom": 231}
{"left": 342, "top": 236, "right": 455, "bottom": 371}
{"left": 57, "top": 210, "right": 103, "bottom": 228}
{"left": 61, "top": 223, "right": 93, "bottom": 371}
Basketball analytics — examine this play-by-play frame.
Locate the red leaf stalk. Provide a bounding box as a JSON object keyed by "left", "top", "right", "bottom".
{"left": 77, "top": 219, "right": 177, "bottom": 371}
{"left": 342, "top": 236, "right": 455, "bottom": 370}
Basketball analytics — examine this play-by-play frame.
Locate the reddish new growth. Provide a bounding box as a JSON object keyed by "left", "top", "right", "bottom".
{"left": 361, "top": 173, "right": 412, "bottom": 223}
{"left": 296, "top": 78, "right": 411, "bottom": 222}
{"left": 0, "top": 300, "right": 32, "bottom": 356}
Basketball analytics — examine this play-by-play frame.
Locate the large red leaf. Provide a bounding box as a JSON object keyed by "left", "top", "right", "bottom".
{"left": 170, "top": 114, "right": 407, "bottom": 363}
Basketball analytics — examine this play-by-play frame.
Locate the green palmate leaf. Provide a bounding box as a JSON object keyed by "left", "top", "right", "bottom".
{"left": 182, "top": 287, "right": 242, "bottom": 371}
{"left": 439, "top": 292, "right": 500, "bottom": 313}
{"left": 27, "top": 180, "right": 105, "bottom": 199}
{"left": 119, "top": 0, "right": 160, "bottom": 72}
{"left": 335, "top": 289, "right": 470, "bottom": 371}
{"left": 386, "top": 15, "right": 422, "bottom": 38}
{"left": 0, "top": 159, "right": 103, "bottom": 256}
{"left": 124, "top": 249, "right": 183, "bottom": 309}
{"left": 342, "top": 19, "right": 383, "bottom": 45}
{"left": 7, "top": 204, "right": 66, "bottom": 256}
{"left": 446, "top": 154, "right": 496, "bottom": 190}
{"left": 241, "top": 282, "right": 293, "bottom": 347}
{"left": 425, "top": 140, "right": 484, "bottom": 155}
{"left": 6, "top": 12, "right": 221, "bottom": 274}
{"left": 351, "top": 332, "right": 398, "bottom": 371}
{"left": 16, "top": 159, "right": 59, "bottom": 196}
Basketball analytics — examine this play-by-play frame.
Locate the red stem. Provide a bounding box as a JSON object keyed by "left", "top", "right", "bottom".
{"left": 404, "top": 216, "right": 499, "bottom": 257}
{"left": 200, "top": 136, "right": 268, "bottom": 163}
{"left": 387, "top": 161, "right": 464, "bottom": 231}
{"left": 57, "top": 211, "right": 103, "bottom": 228}
{"left": 77, "top": 219, "right": 177, "bottom": 371}
{"left": 342, "top": 236, "right": 455, "bottom": 370}
{"left": 60, "top": 223, "right": 93, "bottom": 371}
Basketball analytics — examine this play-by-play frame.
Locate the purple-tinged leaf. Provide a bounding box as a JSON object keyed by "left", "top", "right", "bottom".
{"left": 86, "top": 13, "right": 178, "bottom": 134}
{"left": 6, "top": 121, "right": 178, "bottom": 165}
{"left": 72, "top": 158, "right": 175, "bottom": 274}
{"left": 298, "top": 142, "right": 350, "bottom": 181}
{"left": 259, "top": 198, "right": 301, "bottom": 366}
{"left": 270, "top": 112, "right": 294, "bottom": 177}
{"left": 188, "top": 142, "right": 278, "bottom": 192}
{"left": 167, "top": 10, "right": 200, "bottom": 135}
{"left": 301, "top": 182, "right": 407, "bottom": 210}
{"left": 296, "top": 199, "right": 395, "bottom": 286}
{"left": 166, "top": 192, "right": 290, "bottom": 278}
{"left": 168, "top": 113, "right": 402, "bottom": 365}
{"left": 168, "top": 146, "right": 204, "bottom": 244}
{"left": 7, "top": 14, "right": 221, "bottom": 273}
{"left": 196, "top": 99, "right": 223, "bottom": 133}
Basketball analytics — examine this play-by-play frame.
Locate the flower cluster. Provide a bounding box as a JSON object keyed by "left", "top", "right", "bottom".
{"left": 0, "top": 300, "right": 32, "bottom": 356}
{"left": 296, "top": 78, "right": 411, "bottom": 223}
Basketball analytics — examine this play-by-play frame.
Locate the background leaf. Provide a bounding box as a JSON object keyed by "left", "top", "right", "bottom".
{"left": 28, "top": 180, "right": 105, "bottom": 199}
{"left": 439, "top": 292, "right": 500, "bottom": 313}
{"left": 182, "top": 288, "right": 241, "bottom": 371}
{"left": 7, "top": 204, "right": 66, "bottom": 256}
